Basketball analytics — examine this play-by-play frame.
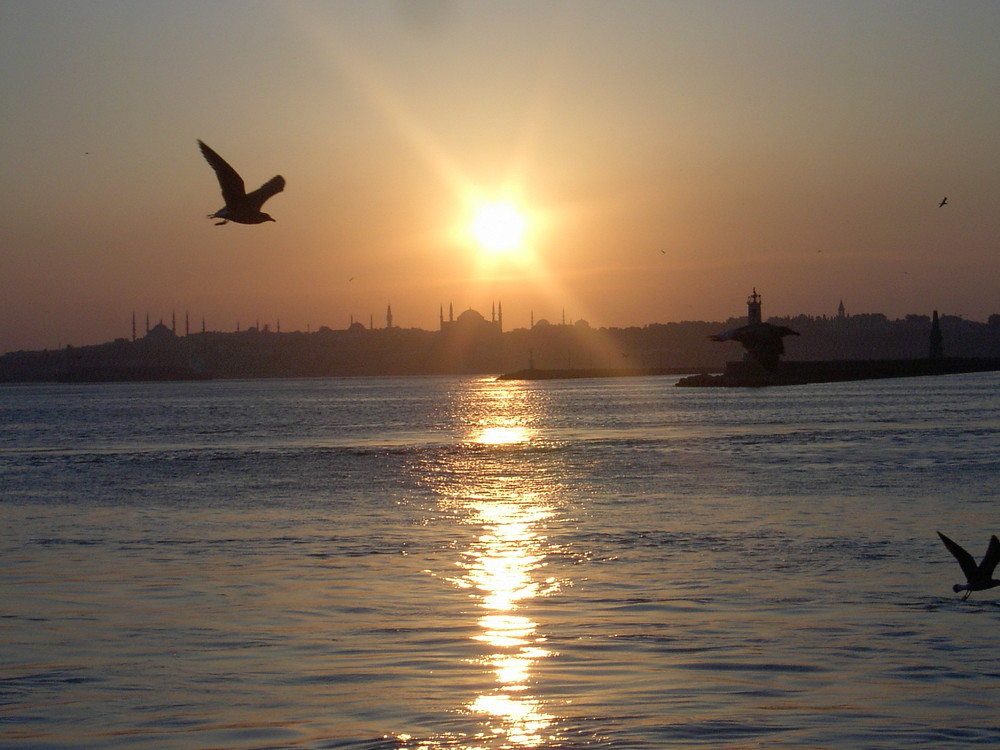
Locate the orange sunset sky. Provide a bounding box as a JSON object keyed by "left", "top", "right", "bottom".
{"left": 2, "top": 1, "right": 1000, "bottom": 353}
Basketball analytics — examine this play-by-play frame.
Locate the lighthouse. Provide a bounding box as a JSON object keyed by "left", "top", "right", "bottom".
{"left": 747, "top": 288, "right": 762, "bottom": 325}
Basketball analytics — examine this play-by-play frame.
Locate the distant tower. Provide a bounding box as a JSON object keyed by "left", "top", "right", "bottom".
{"left": 449, "top": 303, "right": 454, "bottom": 323}
{"left": 171, "top": 311, "right": 176, "bottom": 335}
{"left": 185, "top": 311, "right": 190, "bottom": 337}
{"left": 202, "top": 317, "right": 206, "bottom": 334}
{"left": 492, "top": 301, "right": 496, "bottom": 324}
{"left": 531, "top": 309, "right": 535, "bottom": 328}
{"left": 837, "top": 300, "right": 846, "bottom": 319}
{"left": 929, "top": 310, "right": 944, "bottom": 360}
{"left": 277, "top": 319, "right": 281, "bottom": 333}
{"left": 747, "top": 288, "right": 762, "bottom": 325}
{"left": 132, "top": 311, "right": 136, "bottom": 342}
{"left": 386, "top": 304, "right": 393, "bottom": 329}
{"left": 439, "top": 305, "right": 444, "bottom": 329}
{"left": 145, "top": 313, "right": 150, "bottom": 335}
{"left": 498, "top": 301, "right": 503, "bottom": 333}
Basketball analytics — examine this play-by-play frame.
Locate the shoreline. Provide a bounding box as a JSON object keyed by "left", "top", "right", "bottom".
{"left": 496, "top": 358, "right": 1000, "bottom": 386}
{"left": 496, "top": 366, "right": 719, "bottom": 381}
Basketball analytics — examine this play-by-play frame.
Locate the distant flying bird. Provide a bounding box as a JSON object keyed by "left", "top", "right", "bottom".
{"left": 938, "top": 197, "right": 948, "bottom": 207}
{"left": 709, "top": 322, "right": 800, "bottom": 372}
{"left": 937, "top": 531, "right": 1000, "bottom": 601}
{"left": 198, "top": 140, "right": 285, "bottom": 225}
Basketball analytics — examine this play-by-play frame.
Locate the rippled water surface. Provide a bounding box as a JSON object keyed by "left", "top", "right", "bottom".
{"left": 2, "top": 373, "right": 1000, "bottom": 748}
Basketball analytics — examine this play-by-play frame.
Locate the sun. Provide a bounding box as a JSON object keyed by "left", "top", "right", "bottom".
{"left": 471, "top": 202, "right": 526, "bottom": 254}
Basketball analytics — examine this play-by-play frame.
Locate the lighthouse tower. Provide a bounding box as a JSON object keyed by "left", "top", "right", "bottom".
{"left": 747, "top": 288, "right": 762, "bottom": 325}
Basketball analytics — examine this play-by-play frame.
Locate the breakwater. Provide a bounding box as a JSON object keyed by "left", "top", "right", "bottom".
{"left": 676, "top": 357, "right": 1000, "bottom": 387}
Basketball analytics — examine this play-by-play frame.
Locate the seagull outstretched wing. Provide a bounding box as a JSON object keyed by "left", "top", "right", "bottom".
{"left": 938, "top": 531, "right": 979, "bottom": 580}
{"left": 981, "top": 535, "right": 1000, "bottom": 578}
{"left": 198, "top": 140, "right": 246, "bottom": 205}
{"left": 248, "top": 175, "right": 286, "bottom": 210}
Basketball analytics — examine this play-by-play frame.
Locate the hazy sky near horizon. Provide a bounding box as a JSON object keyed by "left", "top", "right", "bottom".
{"left": 2, "top": 0, "right": 1000, "bottom": 352}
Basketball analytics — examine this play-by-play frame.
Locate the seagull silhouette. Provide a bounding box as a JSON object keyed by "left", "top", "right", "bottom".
{"left": 709, "top": 322, "right": 799, "bottom": 372}
{"left": 938, "top": 197, "right": 948, "bottom": 207}
{"left": 937, "top": 531, "right": 1000, "bottom": 600}
{"left": 198, "top": 140, "right": 285, "bottom": 225}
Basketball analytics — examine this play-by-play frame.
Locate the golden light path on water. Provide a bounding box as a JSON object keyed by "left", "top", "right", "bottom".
{"left": 463, "top": 491, "right": 557, "bottom": 747}
{"left": 411, "top": 379, "right": 567, "bottom": 748}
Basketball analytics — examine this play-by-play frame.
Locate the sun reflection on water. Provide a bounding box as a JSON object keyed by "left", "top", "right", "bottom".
{"left": 460, "top": 495, "right": 558, "bottom": 747}
{"left": 476, "top": 425, "right": 532, "bottom": 446}
{"left": 417, "top": 379, "right": 566, "bottom": 748}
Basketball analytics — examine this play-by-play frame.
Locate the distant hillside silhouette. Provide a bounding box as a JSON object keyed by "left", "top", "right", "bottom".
{"left": 3, "top": 311, "right": 1000, "bottom": 382}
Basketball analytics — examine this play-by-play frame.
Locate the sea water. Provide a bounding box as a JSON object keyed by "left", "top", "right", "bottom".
{"left": 2, "top": 373, "right": 999, "bottom": 749}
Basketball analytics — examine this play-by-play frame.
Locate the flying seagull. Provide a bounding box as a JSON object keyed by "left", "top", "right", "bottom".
{"left": 938, "top": 197, "right": 948, "bottom": 207}
{"left": 709, "top": 322, "right": 799, "bottom": 372}
{"left": 198, "top": 140, "right": 285, "bottom": 225}
{"left": 937, "top": 531, "right": 1000, "bottom": 601}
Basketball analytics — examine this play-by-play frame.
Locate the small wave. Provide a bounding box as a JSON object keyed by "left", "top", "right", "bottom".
{"left": 674, "top": 659, "right": 828, "bottom": 674}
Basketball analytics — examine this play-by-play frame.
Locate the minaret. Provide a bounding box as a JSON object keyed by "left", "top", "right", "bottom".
{"left": 439, "top": 305, "right": 444, "bottom": 329}
{"left": 132, "top": 311, "right": 136, "bottom": 342}
{"left": 171, "top": 311, "right": 176, "bottom": 335}
{"left": 498, "top": 301, "right": 503, "bottom": 333}
{"left": 449, "top": 303, "right": 454, "bottom": 323}
{"left": 185, "top": 311, "right": 190, "bottom": 337}
{"left": 386, "top": 304, "right": 393, "bottom": 329}
{"left": 747, "top": 288, "right": 762, "bottom": 325}
{"left": 145, "top": 313, "right": 150, "bottom": 335}
{"left": 837, "top": 300, "right": 846, "bottom": 319}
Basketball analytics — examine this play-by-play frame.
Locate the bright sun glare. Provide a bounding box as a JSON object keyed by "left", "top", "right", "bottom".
{"left": 472, "top": 203, "right": 526, "bottom": 254}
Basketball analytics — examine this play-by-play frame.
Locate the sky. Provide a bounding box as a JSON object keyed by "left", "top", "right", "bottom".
{"left": 2, "top": 0, "right": 1000, "bottom": 352}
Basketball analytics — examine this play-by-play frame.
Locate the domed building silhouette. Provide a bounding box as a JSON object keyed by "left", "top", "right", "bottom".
{"left": 440, "top": 301, "right": 503, "bottom": 334}
{"left": 432, "top": 303, "right": 504, "bottom": 373}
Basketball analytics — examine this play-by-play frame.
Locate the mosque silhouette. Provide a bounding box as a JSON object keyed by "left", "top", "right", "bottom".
{"left": 3, "top": 293, "right": 1000, "bottom": 383}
